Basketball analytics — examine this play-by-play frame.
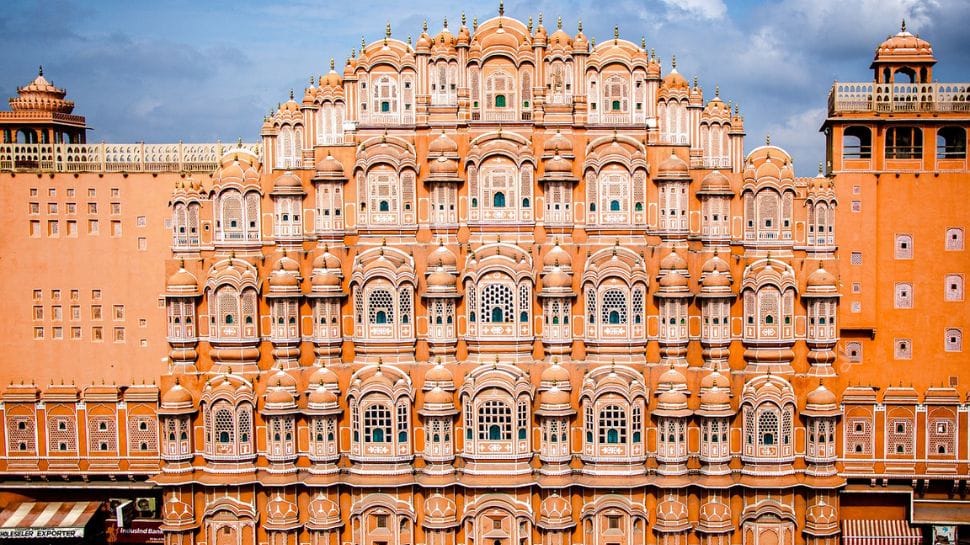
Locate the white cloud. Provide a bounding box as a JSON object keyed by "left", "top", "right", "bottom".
{"left": 761, "top": 107, "right": 828, "bottom": 173}
{"left": 659, "top": 0, "right": 727, "bottom": 20}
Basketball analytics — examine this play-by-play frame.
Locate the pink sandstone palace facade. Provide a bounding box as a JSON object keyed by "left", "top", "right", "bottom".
{"left": 0, "top": 12, "right": 967, "bottom": 545}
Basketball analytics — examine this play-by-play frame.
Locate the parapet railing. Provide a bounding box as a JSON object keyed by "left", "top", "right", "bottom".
{"left": 828, "top": 82, "right": 970, "bottom": 114}
{"left": 0, "top": 142, "right": 262, "bottom": 173}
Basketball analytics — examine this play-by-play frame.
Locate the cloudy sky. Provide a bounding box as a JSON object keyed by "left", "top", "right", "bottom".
{"left": 2, "top": 0, "right": 968, "bottom": 171}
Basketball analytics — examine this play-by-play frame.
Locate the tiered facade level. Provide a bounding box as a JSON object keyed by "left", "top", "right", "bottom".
{"left": 0, "top": 14, "right": 966, "bottom": 545}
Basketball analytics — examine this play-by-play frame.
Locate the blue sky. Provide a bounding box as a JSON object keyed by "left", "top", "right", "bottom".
{"left": 2, "top": 0, "right": 968, "bottom": 171}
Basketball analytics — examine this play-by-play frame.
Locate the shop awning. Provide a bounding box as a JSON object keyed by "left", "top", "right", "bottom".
{"left": 843, "top": 520, "right": 923, "bottom": 545}
{"left": 0, "top": 501, "right": 100, "bottom": 539}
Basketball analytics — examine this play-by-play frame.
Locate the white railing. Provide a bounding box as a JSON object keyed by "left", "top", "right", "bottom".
{"left": 829, "top": 82, "right": 970, "bottom": 114}
{"left": 359, "top": 112, "right": 415, "bottom": 125}
{"left": 0, "top": 142, "right": 261, "bottom": 173}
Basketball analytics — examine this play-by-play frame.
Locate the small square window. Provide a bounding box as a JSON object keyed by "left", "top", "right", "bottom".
{"left": 48, "top": 203, "right": 58, "bottom": 214}
{"left": 70, "top": 327, "right": 81, "bottom": 340}
{"left": 850, "top": 252, "right": 862, "bottom": 265}
{"left": 91, "top": 289, "right": 102, "bottom": 300}
{"left": 92, "top": 326, "right": 103, "bottom": 341}
{"left": 51, "top": 290, "right": 60, "bottom": 301}
{"left": 29, "top": 220, "right": 40, "bottom": 237}
{"left": 87, "top": 188, "right": 96, "bottom": 198}
{"left": 88, "top": 203, "right": 97, "bottom": 214}
{"left": 852, "top": 185, "right": 862, "bottom": 195}
{"left": 110, "top": 202, "right": 121, "bottom": 215}
{"left": 33, "top": 326, "right": 44, "bottom": 339}
{"left": 111, "top": 188, "right": 120, "bottom": 198}
{"left": 136, "top": 216, "right": 147, "bottom": 227}
{"left": 70, "top": 289, "right": 79, "bottom": 301}
{"left": 66, "top": 203, "right": 76, "bottom": 214}
{"left": 851, "top": 282, "right": 862, "bottom": 294}
{"left": 29, "top": 188, "right": 38, "bottom": 197}
{"left": 33, "top": 289, "right": 42, "bottom": 301}
{"left": 66, "top": 188, "right": 75, "bottom": 197}
{"left": 894, "top": 338, "right": 912, "bottom": 360}
{"left": 851, "top": 200, "right": 862, "bottom": 212}
{"left": 851, "top": 302, "right": 862, "bottom": 313}
{"left": 52, "top": 326, "right": 63, "bottom": 339}
{"left": 114, "top": 327, "right": 125, "bottom": 342}
{"left": 48, "top": 188, "right": 56, "bottom": 197}
{"left": 29, "top": 202, "right": 39, "bottom": 214}
{"left": 88, "top": 219, "right": 99, "bottom": 234}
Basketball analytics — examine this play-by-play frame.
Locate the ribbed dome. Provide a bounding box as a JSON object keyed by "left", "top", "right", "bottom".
{"left": 543, "top": 154, "right": 573, "bottom": 173}
{"left": 10, "top": 68, "right": 75, "bottom": 114}
{"left": 162, "top": 383, "right": 193, "bottom": 405}
{"left": 424, "top": 386, "right": 453, "bottom": 405}
{"left": 307, "top": 365, "right": 339, "bottom": 387}
{"left": 308, "top": 384, "right": 338, "bottom": 405}
{"left": 658, "top": 366, "right": 687, "bottom": 388}
{"left": 541, "top": 361, "right": 570, "bottom": 384}
{"left": 700, "top": 370, "right": 729, "bottom": 390}
{"left": 265, "top": 388, "right": 295, "bottom": 406}
{"left": 659, "top": 271, "right": 689, "bottom": 288}
{"left": 425, "top": 362, "right": 454, "bottom": 384}
{"left": 658, "top": 152, "right": 690, "bottom": 178}
{"left": 541, "top": 386, "right": 570, "bottom": 406}
{"left": 874, "top": 24, "right": 934, "bottom": 63}
{"left": 543, "top": 130, "right": 573, "bottom": 154}
{"left": 314, "top": 153, "right": 346, "bottom": 179}
{"left": 542, "top": 267, "right": 573, "bottom": 289}
{"left": 312, "top": 249, "right": 342, "bottom": 270}
{"left": 701, "top": 269, "right": 732, "bottom": 289}
{"left": 428, "top": 242, "right": 458, "bottom": 269}
{"left": 699, "top": 170, "right": 732, "bottom": 193}
{"left": 429, "top": 131, "right": 459, "bottom": 154}
{"left": 427, "top": 267, "right": 456, "bottom": 289}
{"left": 807, "top": 265, "right": 837, "bottom": 288}
{"left": 273, "top": 171, "right": 303, "bottom": 190}
{"left": 167, "top": 267, "right": 198, "bottom": 291}
{"left": 806, "top": 384, "right": 837, "bottom": 406}
{"left": 429, "top": 156, "right": 459, "bottom": 175}
{"left": 661, "top": 68, "right": 689, "bottom": 91}
{"left": 543, "top": 242, "right": 572, "bottom": 268}
{"left": 660, "top": 249, "right": 687, "bottom": 271}
{"left": 700, "top": 385, "right": 731, "bottom": 406}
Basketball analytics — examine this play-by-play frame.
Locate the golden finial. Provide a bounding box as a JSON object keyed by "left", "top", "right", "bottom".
{"left": 591, "top": 37, "right": 596, "bottom": 47}
{"left": 557, "top": 16, "right": 562, "bottom": 30}
{"left": 527, "top": 16, "right": 533, "bottom": 33}
{"left": 672, "top": 54, "right": 677, "bottom": 69}
{"left": 498, "top": 0, "right": 504, "bottom": 17}
{"left": 613, "top": 25, "right": 619, "bottom": 41}
{"left": 385, "top": 21, "right": 392, "bottom": 38}
{"left": 330, "top": 57, "right": 335, "bottom": 71}
{"left": 901, "top": 18, "right": 906, "bottom": 32}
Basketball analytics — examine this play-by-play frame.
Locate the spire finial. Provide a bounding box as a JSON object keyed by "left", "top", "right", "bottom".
{"left": 901, "top": 18, "right": 906, "bottom": 32}
{"left": 693, "top": 75, "right": 698, "bottom": 88}
{"left": 766, "top": 134, "right": 771, "bottom": 146}
{"left": 538, "top": 12, "right": 543, "bottom": 26}
{"left": 641, "top": 36, "right": 646, "bottom": 49}
{"left": 527, "top": 16, "right": 533, "bottom": 33}
{"left": 557, "top": 16, "right": 562, "bottom": 30}
{"left": 407, "top": 35, "right": 412, "bottom": 46}
{"left": 443, "top": 16, "right": 448, "bottom": 29}
{"left": 672, "top": 54, "right": 677, "bottom": 69}
{"left": 715, "top": 84, "right": 720, "bottom": 97}
{"left": 289, "top": 89, "right": 294, "bottom": 100}
{"left": 461, "top": 12, "right": 466, "bottom": 26}
{"left": 385, "top": 21, "right": 392, "bottom": 38}
{"left": 329, "top": 57, "right": 335, "bottom": 71}
{"left": 614, "top": 25, "right": 619, "bottom": 41}
{"left": 818, "top": 161, "right": 824, "bottom": 176}
{"left": 38, "top": 65, "right": 44, "bottom": 77}
{"left": 498, "top": 0, "right": 504, "bottom": 16}
{"left": 423, "top": 19, "right": 428, "bottom": 32}
{"left": 473, "top": 16, "right": 478, "bottom": 30}
{"left": 361, "top": 36, "right": 366, "bottom": 50}
{"left": 577, "top": 19, "right": 582, "bottom": 33}
{"left": 351, "top": 48, "right": 356, "bottom": 59}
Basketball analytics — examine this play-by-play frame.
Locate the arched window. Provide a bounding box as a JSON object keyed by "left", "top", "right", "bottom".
{"left": 495, "top": 94, "right": 506, "bottom": 108}
{"left": 938, "top": 127, "right": 967, "bottom": 158}
{"left": 364, "top": 405, "right": 392, "bottom": 443}
{"left": 598, "top": 405, "right": 627, "bottom": 445}
{"left": 758, "top": 410, "right": 777, "bottom": 446}
{"left": 481, "top": 283, "right": 513, "bottom": 323}
{"left": 493, "top": 192, "right": 506, "bottom": 208}
{"left": 843, "top": 126, "right": 872, "bottom": 159}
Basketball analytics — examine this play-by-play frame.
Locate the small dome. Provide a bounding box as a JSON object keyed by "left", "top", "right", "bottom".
{"left": 542, "top": 242, "right": 572, "bottom": 268}
{"left": 427, "top": 267, "right": 457, "bottom": 289}
{"left": 548, "top": 29, "right": 572, "bottom": 48}
{"left": 543, "top": 130, "right": 573, "bottom": 154}
{"left": 314, "top": 153, "right": 345, "bottom": 179}
{"left": 542, "top": 267, "right": 573, "bottom": 289}
{"left": 167, "top": 267, "right": 198, "bottom": 291}
{"left": 273, "top": 171, "right": 302, "bottom": 190}
{"left": 700, "top": 386, "right": 731, "bottom": 406}
{"left": 700, "top": 170, "right": 732, "bottom": 193}
{"left": 311, "top": 269, "right": 341, "bottom": 288}
{"left": 429, "top": 156, "right": 459, "bottom": 175}
{"left": 540, "top": 361, "right": 570, "bottom": 384}
{"left": 429, "top": 131, "right": 459, "bottom": 155}
{"left": 659, "top": 271, "right": 689, "bottom": 288}
{"left": 700, "top": 370, "right": 729, "bottom": 390}
{"left": 658, "top": 388, "right": 688, "bottom": 407}
{"left": 265, "top": 388, "right": 295, "bottom": 406}
{"left": 701, "top": 269, "right": 732, "bottom": 289}
{"left": 658, "top": 366, "right": 688, "bottom": 388}
{"left": 701, "top": 253, "right": 730, "bottom": 275}
{"left": 875, "top": 24, "right": 934, "bottom": 63}
{"left": 428, "top": 242, "right": 458, "bottom": 269}
{"left": 267, "top": 368, "right": 298, "bottom": 389}
{"left": 308, "top": 384, "right": 338, "bottom": 405}
{"left": 755, "top": 156, "right": 782, "bottom": 180}
{"left": 321, "top": 65, "right": 342, "bottom": 88}
{"left": 660, "top": 249, "right": 688, "bottom": 271}
{"left": 424, "top": 386, "right": 453, "bottom": 405}
{"left": 807, "top": 265, "right": 837, "bottom": 288}
{"left": 662, "top": 68, "right": 689, "bottom": 91}
{"left": 543, "top": 154, "right": 573, "bottom": 174}
{"left": 162, "top": 383, "right": 193, "bottom": 405}
{"left": 541, "top": 386, "right": 570, "bottom": 406}
{"left": 425, "top": 362, "right": 454, "bottom": 384}
{"left": 307, "top": 365, "right": 339, "bottom": 387}
{"left": 480, "top": 26, "right": 519, "bottom": 51}
{"left": 806, "top": 384, "right": 837, "bottom": 406}
{"left": 657, "top": 152, "right": 690, "bottom": 178}
{"left": 277, "top": 255, "right": 300, "bottom": 272}
{"left": 573, "top": 30, "right": 589, "bottom": 51}
{"left": 312, "top": 248, "right": 342, "bottom": 270}
{"left": 269, "top": 269, "right": 300, "bottom": 288}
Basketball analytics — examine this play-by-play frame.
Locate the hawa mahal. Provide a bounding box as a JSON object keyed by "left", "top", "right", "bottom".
{"left": 0, "top": 10, "right": 967, "bottom": 545}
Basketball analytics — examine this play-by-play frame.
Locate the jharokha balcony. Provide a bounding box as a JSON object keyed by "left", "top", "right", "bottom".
{"left": 828, "top": 81, "right": 970, "bottom": 115}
